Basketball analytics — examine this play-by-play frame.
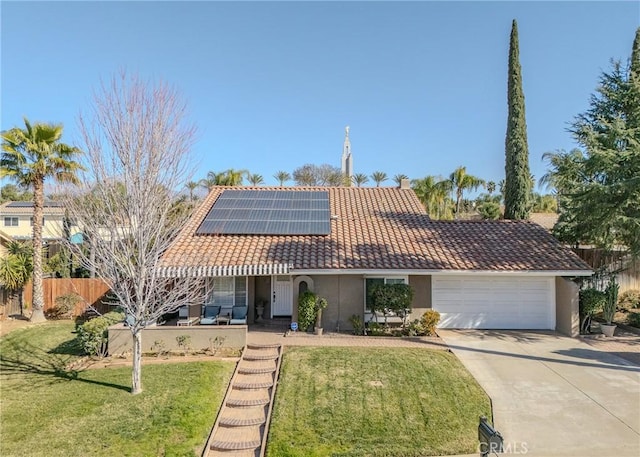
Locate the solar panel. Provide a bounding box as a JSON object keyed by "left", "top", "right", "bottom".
{"left": 197, "top": 190, "right": 331, "bottom": 235}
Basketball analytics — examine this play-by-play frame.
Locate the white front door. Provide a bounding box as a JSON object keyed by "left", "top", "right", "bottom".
{"left": 271, "top": 276, "right": 293, "bottom": 317}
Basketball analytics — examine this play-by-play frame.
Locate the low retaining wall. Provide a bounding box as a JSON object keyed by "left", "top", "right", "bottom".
{"left": 108, "top": 324, "right": 247, "bottom": 356}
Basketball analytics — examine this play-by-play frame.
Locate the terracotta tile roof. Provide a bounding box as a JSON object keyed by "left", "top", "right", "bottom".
{"left": 162, "top": 186, "right": 591, "bottom": 273}
{"left": 0, "top": 201, "right": 65, "bottom": 216}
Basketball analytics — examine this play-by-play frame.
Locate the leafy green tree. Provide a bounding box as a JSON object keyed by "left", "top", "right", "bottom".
{"left": 274, "top": 170, "right": 291, "bottom": 186}
{"left": 476, "top": 194, "right": 502, "bottom": 220}
{"left": 352, "top": 173, "right": 369, "bottom": 187}
{"left": 370, "top": 171, "right": 388, "bottom": 187}
{"left": 530, "top": 193, "right": 558, "bottom": 213}
{"left": 449, "top": 166, "right": 485, "bottom": 217}
{"left": 1, "top": 184, "right": 32, "bottom": 203}
{"left": 412, "top": 176, "right": 454, "bottom": 220}
{"left": 546, "top": 28, "right": 640, "bottom": 254}
{"left": 504, "top": 19, "right": 531, "bottom": 220}
{"left": 248, "top": 173, "right": 264, "bottom": 186}
{"left": 1, "top": 119, "right": 83, "bottom": 322}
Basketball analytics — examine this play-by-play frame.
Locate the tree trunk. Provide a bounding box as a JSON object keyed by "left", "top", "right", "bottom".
{"left": 30, "top": 178, "right": 46, "bottom": 323}
{"left": 131, "top": 330, "right": 143, "bottom": 394}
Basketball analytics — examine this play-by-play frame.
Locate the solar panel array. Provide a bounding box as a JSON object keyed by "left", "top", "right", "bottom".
{"left": 197, "top": 190, "right": 331, "bottom": 235}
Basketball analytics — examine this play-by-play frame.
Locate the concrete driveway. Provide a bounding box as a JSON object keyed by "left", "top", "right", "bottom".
{"left": 439, "top": 330, "right": 640, "bottom": 457}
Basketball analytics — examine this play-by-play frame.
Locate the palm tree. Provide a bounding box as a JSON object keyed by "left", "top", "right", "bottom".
{"left": 412, "top": 176, "right": 453, "bottom": 220}
{"left": 223, "top": 168, "right": 248, "bottom": 186}
{"left": 199, "top": 171, "right": 219, "bottom": 191}
{"left": 274, "top": 171, "right": 291, "bottom": 186}
{"left": 449, "top": 166, "right": 485, "bottom": 217}
{"left": 0, "top": 241, "right": 33, "bottom": 315}
{"left": 1, "top": 118, "right": 83, "bottom": 322}
{"left": 352, "top": 173, "right": 369, "bottom": 187}
{"left": 370, "top": 171, "right": 388, "bottom": 187}
{"left": 393, "top": 174, "right": 409, "bottom": 187}
{"left": 248, "top": 173, "right": 264, "bottom": 186}
{"left": 487, "top": 181, "right": 496, "bottom": 195}
{"left": 185, "top": 181, "right": 199, "bottom": 201}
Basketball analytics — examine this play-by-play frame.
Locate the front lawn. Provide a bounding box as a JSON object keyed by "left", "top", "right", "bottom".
{"left": 0, "top": 321, "right": 235, "bottom": 457}
{"left": 267, "top": 347, "right": 491, "bottom": 457}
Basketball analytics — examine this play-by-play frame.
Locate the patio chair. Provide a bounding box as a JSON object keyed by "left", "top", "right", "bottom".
{"left": 200, "top": 305, "right": 222, "bottom": 325}
{"left": 229, "top": 305, "right": 248, "bottom": 325}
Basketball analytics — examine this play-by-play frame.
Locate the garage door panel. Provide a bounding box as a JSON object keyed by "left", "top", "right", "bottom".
{"left": 433, "top": 276, "right": 555, "bottom": 330}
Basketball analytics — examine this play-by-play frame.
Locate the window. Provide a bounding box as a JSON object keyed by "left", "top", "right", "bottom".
{"left": 3, "top": 217, "right": 18, "bottom": 227}
{"left": 206, "top": 276, "right": 247, "bottom": 308}
{"left": 364, "top": 276, "right": 407, "bottom": 311}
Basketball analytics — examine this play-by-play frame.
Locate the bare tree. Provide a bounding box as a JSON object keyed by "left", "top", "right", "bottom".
{"left": 62, "top": 72, "right": 207, "bottom": 394}
{"left": 293, "top": 163, "right": 343, "bottom": 186}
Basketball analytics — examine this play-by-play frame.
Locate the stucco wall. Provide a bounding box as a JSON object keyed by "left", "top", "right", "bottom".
{"left": 308, "top": 275, "right": 364, "bottom": 332}
{"left": 108, "top": 323, "right": 247, "bottom": 356}
{"left": 298, "top": 275, "right": 431, "bottom": 331}
{"left": 409, "top": 275, "right": 431, "bottom": 321}
{"left": 555, "top": 277, "right": 579, "bottom": 337}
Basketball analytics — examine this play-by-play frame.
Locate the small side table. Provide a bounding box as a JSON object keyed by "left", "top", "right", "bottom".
{"left": 177, "top": 317, "right": 200, "bottom": 326}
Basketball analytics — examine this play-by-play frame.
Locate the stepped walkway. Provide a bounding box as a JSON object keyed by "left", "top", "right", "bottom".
{"left": 204, "top": 343, "right": 283, "bottom": 457}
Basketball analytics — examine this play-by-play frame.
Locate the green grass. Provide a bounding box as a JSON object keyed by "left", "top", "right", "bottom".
{"left": 266, "top": 347, "right": 491, "bottom": 457}
{"left": 0, "top": 321, "right": 235, "bottom": 457}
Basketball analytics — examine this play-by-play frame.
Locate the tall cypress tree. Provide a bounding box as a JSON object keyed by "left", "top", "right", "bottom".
{"left": 504, "top": 19, "right": 531, "bottom": 220}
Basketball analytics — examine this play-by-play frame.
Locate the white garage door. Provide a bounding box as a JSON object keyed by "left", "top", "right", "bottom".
{"left": 433, "top": 276, "right": 555, "bottom": 329}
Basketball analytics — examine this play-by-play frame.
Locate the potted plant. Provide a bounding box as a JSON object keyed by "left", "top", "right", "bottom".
{"left": 601, "top": 277, "right": 619, "bottom": 337}
{"left": 255, "top": 300, "right": 265, "bottom": 322}
{"left": 314, "top": 297, "right": 328, "bottom": 335}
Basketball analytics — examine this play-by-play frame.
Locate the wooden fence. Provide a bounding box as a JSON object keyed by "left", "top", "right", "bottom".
{"left": 21, "top": 278, "right": 112, "bottom": 317}
{"left": 573, "top": 248, "right": 640, "bottom": 292}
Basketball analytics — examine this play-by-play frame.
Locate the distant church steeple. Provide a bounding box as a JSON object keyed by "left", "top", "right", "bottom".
{"left": 341, "top": 126, "right": 353, "bottom": 179}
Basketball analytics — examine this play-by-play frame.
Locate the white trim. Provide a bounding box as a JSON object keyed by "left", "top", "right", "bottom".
{"left": 291, "top": 269, "right": 592, "bottom": 277}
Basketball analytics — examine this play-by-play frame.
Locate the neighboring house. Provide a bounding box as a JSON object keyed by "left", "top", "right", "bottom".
{"left": 0, "top": 201, "right": 67, "bottom": 241}
{"left": 162, "top": 184, "right": 592, "bottom": 336}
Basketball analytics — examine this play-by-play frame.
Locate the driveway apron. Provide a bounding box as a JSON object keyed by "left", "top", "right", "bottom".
{"left": 439, "top": 330, "right": 640, "bottom": 457}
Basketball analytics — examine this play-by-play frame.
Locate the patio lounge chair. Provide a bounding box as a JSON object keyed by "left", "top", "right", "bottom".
{"left": 229, "top": 305, "right": 248, "bottom": 325}
{"left": 200, "top": 305, "right": 222, "bottom": 325}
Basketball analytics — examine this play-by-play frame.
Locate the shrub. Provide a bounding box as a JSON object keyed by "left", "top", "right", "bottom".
{"left": 76, "top": 311, "right": 125, "bottom": 357}
{"left": 46, "top": 293, "right": 82, "bottom": 320}
{"left": 298, "top": 291, "right": 317, "bottom": 332}
{"left": 627, "top": 312, "right": 640, "bottom": 328}
{"left": 579, "top": 288, "right": 606, "bottom": 317}
{"left": 404, "top": 319, "right": 426, "bottom": 336}
{"left": 420, "top": 310, "right": 441, "bottom": 336}
{"left": 618, "top": 289, "right": 640, "bottom": 311}
{"left": 315, "top": 297, "right": 328, "bottom": 329}
{"left": 176, "top": 335, "right": 192, "bottom": 355}
{"left": 366, "top": 321, "right": 385, "bottom": 336}
{"left": 348, "top": 314, "right": 364, "bottom": 335}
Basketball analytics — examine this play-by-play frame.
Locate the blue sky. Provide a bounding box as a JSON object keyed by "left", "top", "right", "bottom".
{"left": 2, "top": 1, "right": 639, "bottom": 192}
